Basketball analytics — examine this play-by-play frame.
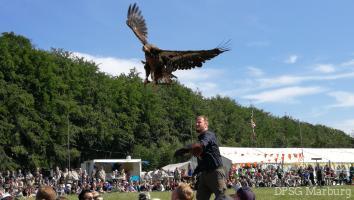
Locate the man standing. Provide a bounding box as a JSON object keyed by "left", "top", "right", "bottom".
{"left": 175, "top": 115, "right": 227, "bottom": 200}
{"left": 350, "top": 164, "right": 354, "bottom": 185}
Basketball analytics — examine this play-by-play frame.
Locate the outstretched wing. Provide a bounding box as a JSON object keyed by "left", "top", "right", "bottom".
{"left": 126, "top": 3, "right": 148, "bottom": 45}
{"left": 160, "top": 47, "right": 229, "bottom": 71}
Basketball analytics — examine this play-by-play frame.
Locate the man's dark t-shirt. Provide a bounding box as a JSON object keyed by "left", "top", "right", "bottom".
{"left": 197, "top": 130, "right": 223, "bottom": 172}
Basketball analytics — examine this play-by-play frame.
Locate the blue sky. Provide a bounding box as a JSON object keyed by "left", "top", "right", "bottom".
{"left": 1, "top": 0, "right": 354, "bottom": 135}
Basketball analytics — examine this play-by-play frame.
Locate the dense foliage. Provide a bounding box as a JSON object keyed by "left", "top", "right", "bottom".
{"left": 0, "top": 32, "right": 352, "bottom": 171}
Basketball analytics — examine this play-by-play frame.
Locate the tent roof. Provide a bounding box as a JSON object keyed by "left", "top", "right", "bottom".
{"left": 87, "top": 159, "right": 141, "bottom": 163}
{"left": 162, "top": 161, "right": 191, "bottom": 171}
{"left": 219, "top": 147, "right": 354, "bottom": 164}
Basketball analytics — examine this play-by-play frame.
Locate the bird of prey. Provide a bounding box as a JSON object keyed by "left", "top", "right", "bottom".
{"left": 126, "top": 3, "right": 229, "bottom": 84}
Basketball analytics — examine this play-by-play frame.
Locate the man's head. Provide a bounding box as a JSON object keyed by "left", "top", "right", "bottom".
{"left": 78, "top": 189, "right": 93, "bottom": 200}
{"left": 196, "top": 115, "right": 208, "bottom": 134}
{"left": 171, "top": 183, "right": 194, "bottom": 200}
{"left": 233, "top": 187, "right": 255, "bottom": 200}
{"left": 35, "top": 186, "right": 56, "bottom": 200}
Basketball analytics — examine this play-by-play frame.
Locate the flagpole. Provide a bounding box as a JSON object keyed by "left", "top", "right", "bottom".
{"left": 251, "top": 106, "right": 257, "bottom": 147}
{"left": 67, "top": 113, "right": 70, "bottom": 171}
{"left": 298, "top": 119, "right": 305, "bottom": 167}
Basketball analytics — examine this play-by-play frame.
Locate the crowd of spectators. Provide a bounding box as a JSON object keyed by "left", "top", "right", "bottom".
{"left": 0, "top": 165, "right": 195, "bottom": 199}
{"left": 227, "top": 164, "right": 353, "bottom": 188}
{"left": 0, "top": 163, "right": 353, "bottom": 199}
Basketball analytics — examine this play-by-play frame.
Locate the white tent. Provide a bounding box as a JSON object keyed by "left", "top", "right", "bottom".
{"left": 219, "top": 147, "right": 354, "bottom": 171}
{"left": 162, "top": 161, "right": 192, "bottom": 172}
{"left": 81, "top": 158, "right": 142, "bottom": 179}
{"left": 161, "top": 147, "right": 353, "bottom": 176}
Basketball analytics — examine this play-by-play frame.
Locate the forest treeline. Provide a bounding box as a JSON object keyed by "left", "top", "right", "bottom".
{"left": 0, "top": 32, "right": 352, "bottom": 171}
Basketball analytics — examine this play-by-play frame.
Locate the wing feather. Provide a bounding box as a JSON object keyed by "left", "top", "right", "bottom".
{"left": 126, "top": 3, "right": 148, "bottom": 45}
{"left": 160, "top": 48, "right": 229, "bottom": 71}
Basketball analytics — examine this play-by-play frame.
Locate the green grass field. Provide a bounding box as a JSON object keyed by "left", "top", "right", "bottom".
{"left": 63, "top": 186, "right": 353, "bottom": 200}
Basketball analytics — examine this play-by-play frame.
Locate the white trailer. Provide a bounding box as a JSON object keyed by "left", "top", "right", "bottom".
{"left": 81, "top": 157, "right": 142, "bottom": 180}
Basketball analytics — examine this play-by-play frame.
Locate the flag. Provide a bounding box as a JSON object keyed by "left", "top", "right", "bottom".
{"left": 250, "top": 109, "right": 257, "bottom": 142}
{"left": 251, "top": 118, "right": 256, "bottom": 128}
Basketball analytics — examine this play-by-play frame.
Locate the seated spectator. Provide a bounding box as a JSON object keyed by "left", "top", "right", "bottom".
{"left": 127, "top": 182, "right": 137, "bottom": 192}
{"left": 103, "top": 181, "right": 112, "bottom": 192}
{"left": 171, "top": 183, "right": 194, "bottom": 200}
{"left": 36, "top": 186, "right": 56, "bottom": 200}
{"left": 78, "top": 189, "right": 93, "bottom": 200}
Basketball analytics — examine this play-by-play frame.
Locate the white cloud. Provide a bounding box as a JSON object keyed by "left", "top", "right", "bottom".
{"left": 182, "top": 81, "right": 220, "bottom": 97}
{"left": 222, "top": 69, "right": 354, "bottom": 99}
{"left": 175, "top": 68, "right": 225, "bottom": 97}
{"left": 341, "top": 59, "right": 354, "bottom": 66}
{"left": 242, "top": 86, "right": 324, "bottom": 103}
{"left": 258, "top": 75, "right": 303, "bottom": 88}
{"left": 314, "top": 64, "right": 335, "bottom": 73}
{"left": 174, "top": 68, "right": 224, "bottom": 82}
{"left": 72, "top": 52, "right": 145, "bottom": 77}
{"left": 257, "top": 72, "right": 354, "bottom": 88}
{"left": 285, "top": 54, "right": 298, "bottom": 64}
{"left": 330, "top": 119, "right": 354, "bottom": 134}
{"left": 328, "top": 91, "right": 354, "bottom": 107}
{"left": 220, "top": 79, "right": 258, "bottom": 97}
{"left": 246, "top": 66, "right": 264, "bottom": 77}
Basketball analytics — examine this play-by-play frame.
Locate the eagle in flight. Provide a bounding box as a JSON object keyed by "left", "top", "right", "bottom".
{"left": 126, "top": 3, "right": 229, "bottom": 84}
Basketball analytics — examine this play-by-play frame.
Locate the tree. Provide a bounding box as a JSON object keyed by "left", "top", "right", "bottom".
{"left": 0, "top": 32, "right": 352, "bottom": 170}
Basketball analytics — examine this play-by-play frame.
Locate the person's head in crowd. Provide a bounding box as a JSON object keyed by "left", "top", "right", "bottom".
{"left": 138, "top": 192, "right": 150, "bottom": 200}
{"left": 92, "top": 191, "right": 102, "bottom": 200}
{"left": 78, "top": 189, "right": 93, "bottom": 200}
{"left": 232, "top": 186, "right": 255, "bottom": 200}
{"left": 171, "top": 183, "right": 194, "bottom": 200}
{"left": 35, "top": 186, "right": 56, "bottom": 200}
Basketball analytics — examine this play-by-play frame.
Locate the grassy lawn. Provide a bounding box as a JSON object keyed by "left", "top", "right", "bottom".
{"left": 61, "top": 185, "right": 353, "bottom": 200}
